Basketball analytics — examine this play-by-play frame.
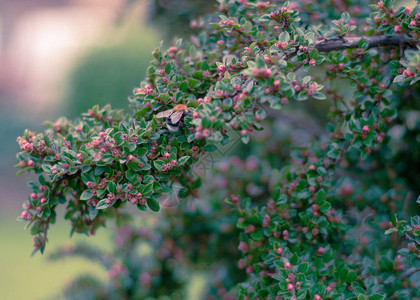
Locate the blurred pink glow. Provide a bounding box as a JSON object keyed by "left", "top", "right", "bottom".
{"left": 0, "top": 0, "right": 137, "bottom": 114}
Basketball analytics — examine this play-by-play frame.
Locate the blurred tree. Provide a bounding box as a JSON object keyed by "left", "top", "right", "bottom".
{"left": 64, "top": 28, "right": 159, "bottom": 118}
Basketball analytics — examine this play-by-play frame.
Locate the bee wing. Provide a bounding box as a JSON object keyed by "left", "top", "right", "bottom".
{"left": 169, "top": 111, "right": 184, "bottom": 124}
{"left": 156, "top": 109, "right": 174, "bottom": 118}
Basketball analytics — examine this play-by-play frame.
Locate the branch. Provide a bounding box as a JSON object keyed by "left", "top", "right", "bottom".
{"left": 404, "top": 232, "right": 420, "bottom": 247}
{"left": 315, "top": 34, "right": 419, "bottom": 52}
{"left": 401, "top": 267, "right": 420, "bottom": 278}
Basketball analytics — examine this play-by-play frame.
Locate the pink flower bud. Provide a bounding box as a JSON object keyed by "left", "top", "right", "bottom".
{"left": 218, "top": 65, "right": 226, "bottom": 72}
{"left": 40, "top": 198, "right": 47, "bottom": 204}
{"left": 317, "top": 247, "right": 325, "bottom": 255}
{"left": 314, "top": 295, "right": 322, "bottom": 300}
{"left": 238, "top": 241, "right": 249, "bottom": 253}
{"left": 164, "top": 152, "right": 170, "bottom": 159}
{"left": 276, "top": 247, "right": 283, "bottom": 255}
{"left": 246, "top": 266, "right": 253, "bottom": 274}
{"left": 394, "top": 25, "right": 401, "bottom": 33}
{"left": 284, "top": 262, "right": 291, "bottom": 268}
{"left": 21, "top": 211, "right": 31, "bottom": 220}
{"left": 127, "top": 155, "right": 134, "bottom": 162}
{"left": 362, "top": 125, "right": 369, "bottom": 133}
{"left": 244, "top": 225, "right": 256, "bottom": 233}
{"left": 287, "top": 283, "right": 294, "bottom": 291}
{"left": 238, "top": 258, "right": 246, "bottom": 269}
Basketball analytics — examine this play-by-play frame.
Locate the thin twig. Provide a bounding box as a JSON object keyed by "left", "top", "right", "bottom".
{"left": 315, "top": 34, "right": 419, "bottom": 52}
{"left": 401, "top": 267, "right": 420, "bottom": 278}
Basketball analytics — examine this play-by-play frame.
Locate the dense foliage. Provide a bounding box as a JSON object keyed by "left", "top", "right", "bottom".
{"left": 16, "top": 0, "right": 419, "bottom": 299}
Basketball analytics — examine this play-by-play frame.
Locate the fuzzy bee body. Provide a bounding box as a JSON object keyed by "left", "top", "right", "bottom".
{"left": 155, "top": 104, "right": 189, "bottom": 132}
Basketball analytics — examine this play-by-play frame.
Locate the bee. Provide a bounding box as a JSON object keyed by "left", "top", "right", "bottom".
{"left": 155, "top": 104, "right": 189, "bottom": 132}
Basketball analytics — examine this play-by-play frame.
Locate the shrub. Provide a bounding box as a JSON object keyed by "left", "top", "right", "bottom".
{"left": 16, "top": 0, "right": 419, "bottom": 299}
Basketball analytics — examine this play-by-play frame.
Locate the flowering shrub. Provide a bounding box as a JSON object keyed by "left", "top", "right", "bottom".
{"left": 16, "top": 0, "right": 420, "bottom": 299}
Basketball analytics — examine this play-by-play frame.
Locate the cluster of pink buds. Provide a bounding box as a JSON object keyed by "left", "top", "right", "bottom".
{"left": 85, "top": 181, "right": 97, "bottom": 189}
{"left": 128, "top": 192, "right": 144, "bottom": 205}
{"left": 238, "top": 241, "right": 249, "bottom": 253}
{"left": 306, "top": 83, "right": 317, "bottom": 96}
{"left": 403, "top": 68, "right": 416, "bottom": 78}
{"left": 21, "top": 210, "right": 32, "bottom": 220}
{"left": 230, "top": 194, "right": 240, "bottom": 204}
{"left": 256, "top": 1, "right": 269, "bottom": 9}
{"left": 197, "top": 96, "right": 211, "bottom": 104}
{"left": 269, "top": 10, "right": 282, "bottom": 21}
{"left": 19, "top": 139, "right": 33, "bottom": 152}
{"left": 252, "top": 67, "right": 272, "bottom": 79}
{"left": 161, "top": 160, "right": 178, "bottom": 172}
{"left": 218, "top": 19, "right": 234, "bottom": 27}
{"left": 217, "top": 65, "right": 226, "bottom": 73}
{"left": 108, "top": 263, "right": 126, "bottom": 280}
{"left": 195, "top": 126, "right": 211, "bottom": 139}
{"left": 168, "top": 46, "right": 178, "bottom": 59}
{"left": 275, "top": 41, "right": 289, "bottom": 50}
{"left": 86, "top": 132, "right": 120, "bottom": 157}
{"left": 136, "top": 84, "right": 154, "bottom": 95}
{"left": 393, "top": 255, "right": 405, "bottom": 272}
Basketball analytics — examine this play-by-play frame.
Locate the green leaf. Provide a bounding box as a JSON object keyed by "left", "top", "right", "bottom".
{"left": 320, "top": 201, "right": 331, "bottom": 213}
{"left": 107, "top": 181, "right": 116, "bottom": 194}
{"left": 368, "top": 294, "right": 386, "bottom": 300}
{"left": 140, "top": 183, "right": 154, "bottom": 197}
{"left": 94, "top": 167, "right": 106, "bottom": 176}
{"left": 39, "top": 175, "right": 46, "bottom": 186}
{"left": 179, "top": 81, "right": 189, "bottom": 92}
{"left": 315, "top": 190, "right": 325, "bottom": 204}
{"left": 297, "top": 262, "right": 309, "bottom": 273}
{"left": 313, "top": 92, "right": 326, "bottom": 100}
{"left": 290, "top": 253, "right": 299, "bottom": 265}
{"left": 278, "top": 31, "right": 290, "bottom": 43}
{"left": 347, "top": 270, "right": 357, "bottom": 282}
{"left": 378, "top": 256, "right": 393, "bottom": 271}
{"left": 82, "top": 165, "right": 92, "bottom": 173}
{"left": 339, "top": 268, "right": 349, "bottom": 282}
{"left": 154, "top": 160, "right": 165, "bottom": 170}
{"left": 202, "top": 117, "right": 212, "bottom": 128}
{"left": 147, "top": 198, "right": 160, "bottom": 212}
{"left": 178, "top": 156, "right": 190, "bottom": 166}
{"left": 95, "top": 199, "right": 110, "bottom": 210}
{"left": 80, "top": 190, "right": 93, "bottom": 201}
{"left": 391, "top": 214, "right": 397, "bottom": 227}
{"left": 272, "top": 187, "right": 281, "bottom": 201}
{"left": 203, "top": 144, "right": 217, "bottom": 152}
{"left": 89, "top": 207, "right": 98, "bottom": 220}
